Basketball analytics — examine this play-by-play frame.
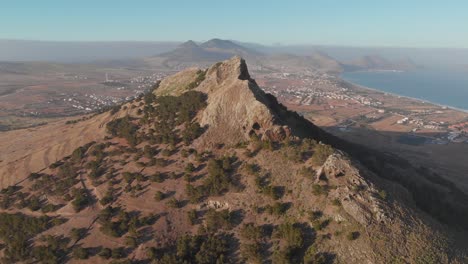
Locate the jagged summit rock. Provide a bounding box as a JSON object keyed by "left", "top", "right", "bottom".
{"left": 195, "top": 56, "right": 290, "bottom": 146}
{"left": 154, "top": 56, "right": 291, "bottom": 147}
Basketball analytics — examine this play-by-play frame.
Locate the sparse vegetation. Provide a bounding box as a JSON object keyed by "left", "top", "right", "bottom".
{"left": 311, "top": 144, "right": 334, "bottom": 166}
{"left": 347, "top": 231, "right": 360, "bottom": 241}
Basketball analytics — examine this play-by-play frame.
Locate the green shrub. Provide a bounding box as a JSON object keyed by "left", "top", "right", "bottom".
{"left": 70, "top": 227, "right": 86, "bottom": 241}
{"left": 346, "top": 231, "right": 360, "bottom": 241}
{"left": 166, "top": 198, "right": 180, "bottom": 208}
{"left": 71, "top": 188, "right": 91, "bottom": 212}
{"left": 106, "top": 116, "right": 139, "bottom": 146}
{"left": 154, "top": 191, "right": 165, "bottom": 201}
{"left": 303, "top": 245, "right": 326, "bottom": 264}
{"left": 72, "top": 246, "right": 89, "bottom": 259}
{"left": 331, "top": 198, "right": 341, "bottom": 206}
{"left": 99, "top": 248, "right": 112, "bottom": 259}
{"left": 241, "top": 242, "right": 262, "bottom": 263}
{"left": 311, "top": 144, "right": 334, "bottom": 166}
{"left": 187, "top": 209, "right": 197, "bottom": 225}
{"left": 240, "top": 223, "right": 263, "bottom": 241}
{"left": 274, "top": 223, "right": 304, "bottom": 249}
{"left": 205, "top": 209, "right": 232, "bottom": 232}
{"left": 111, "top": 247, "right": 125, "bottom": 259}
{"left": 265, "top": 202, "right": 289, "bottom": 216}
{"left": 312, "top": 184, "right": 329, "bottom": 196}
{"left": 378, "top": 190, "right": 387, "bottom": 200}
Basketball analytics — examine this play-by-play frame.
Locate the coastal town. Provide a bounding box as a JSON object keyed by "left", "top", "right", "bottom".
{"left": 19, "top": 72, "right": 167, "bottom": 117}
{"left": 255, "top": 70, "right": 468, "bottom": 145}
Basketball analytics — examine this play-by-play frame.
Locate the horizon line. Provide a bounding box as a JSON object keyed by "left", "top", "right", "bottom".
{"left": 1, "top": 38, "right": 468, "bottom": 50}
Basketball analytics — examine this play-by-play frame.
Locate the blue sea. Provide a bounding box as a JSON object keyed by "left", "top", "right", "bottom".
{"left": 341, "top": 68, "right": 468, "bottom": 111}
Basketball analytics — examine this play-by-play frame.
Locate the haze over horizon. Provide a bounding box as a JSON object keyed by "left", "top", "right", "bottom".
{"left": 2, "top": 0, "right": 468, "bottom": 48}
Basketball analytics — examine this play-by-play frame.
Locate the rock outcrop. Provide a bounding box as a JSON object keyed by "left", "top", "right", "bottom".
{"left": 193, "top": 56, "right": 292, "bottom": 146}
{"left": 321, "top": 153, "right": 391, "bottom": 226}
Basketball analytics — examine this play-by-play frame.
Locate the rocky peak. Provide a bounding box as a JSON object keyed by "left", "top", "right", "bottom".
{"left": 194, "top": 56, "right": 290, "bottom": 146}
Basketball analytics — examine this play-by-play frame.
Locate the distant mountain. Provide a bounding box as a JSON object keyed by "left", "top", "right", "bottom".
{"left": 0, "top": 39, "right": 179, "bottom": 62}
{"left": 307, "top": 51, "right": 344, "bottom": 73}
{"left": 350, "top": 55, "right": 394, "bottom": 70}
{"left": 155, "top": 39, "right": 263, "bottom": 66}
{"left": 345, "top": 55, "right": 420, "bottom": 71}
{"left": 262, "top": 51, "right": 344, "bottom": 73}
{"left": 158, "top": 40, "right": 226, "bottom": 61}
{"left": 200, "top": 38, "right": 263, "bottom": 56}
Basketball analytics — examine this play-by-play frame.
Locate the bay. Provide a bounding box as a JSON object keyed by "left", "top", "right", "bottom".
{"left": 341, "top": 68, "right": 468, "bottom": 111}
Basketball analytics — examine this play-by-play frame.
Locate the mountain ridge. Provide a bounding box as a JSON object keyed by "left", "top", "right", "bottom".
{"left": 0, "top": 57, "right": 466, "bottom": 263}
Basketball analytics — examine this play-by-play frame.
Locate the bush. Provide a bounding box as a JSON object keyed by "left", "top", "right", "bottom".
{"left": 72, "top": 246, "right": 89, "bottom": 259}
{"left": 203, "top": 158, "right": 232, "bottom": 196}
{"left": 125, "top": 236, "right": 138, "bottom": 248}
{"left": 311, "top": 144, "right": 334, "bottom": 166}
{"left": 166, "top": 198, "right": 180, "bottom": 208}
{"left": 154, "top": 191, "right": 165, "bottom": 201}
{"left": 205, "top": 209, "right": 232, "bottom": 232}
{"left": 378, "top": 190, "right": 387, "bottom": 200}
{"left": 331, "top": 198, "right": 341, "bottom": 206}
{"left": 150, "top": 172, "right": 165, "bottom": 183}
{"left": 346, "top": 231, "right": 360, "bottom": 241}
{"left": 275, "top": 223, "right": 303, "bottom": 249}
{"left": 240, "top": 223, "right": 263, "bottom": 241}
{"left": 111, "top": 247, "right": 125, "bottom": 259}
{"left": 309, "top": 210, "right": 323, "bottom": 221}
{"left": 185, "top": 163, "right": 195, "bottom": 173}
{"left": 70, "top": 227, "right": 86, "bottom": 241}
{"left": 187, "top": 209, "right": 197, "bottom": 225}
{"left": 303, "top": 245, "right": 327, "bottom": 264}
{"left": 99, "top": 247, "right": 112, "bottom": 259}
{"left": 312, "top": 184, "right": 329, "bottom": 196}
{"left": 71, "top": 188, "right": 91, "bottom": 212}
{"left": 265, "top": 202, "right": 289, "bottom": 216}
{"left": 185, "top": 184, "right": 205, "bottom": 203}
{"left": 171, "top": 233, "right": 228, "bottom": 263}
{"left": 241, "top": 242, "right": 262, "bottom": 263}
{"left": 106, "top": 116, "right": 139, "bottom": 146}
{"left": 182, "top": 122, "right": 204, "bottom": 145}
{"left": 312, "top": 219, "right": 330, "bottom": 231}
{"left": 299, "top": 166, "right": 315, "bottom": 180}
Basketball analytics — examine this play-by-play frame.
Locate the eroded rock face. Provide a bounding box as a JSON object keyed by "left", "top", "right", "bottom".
{"left": 194, "top": 56, "right": 290, "bottom": 146}
{"left": 323, "top": 153, "right": 391, "bottom": 226}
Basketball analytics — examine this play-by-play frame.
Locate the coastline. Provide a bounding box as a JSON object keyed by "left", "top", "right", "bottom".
{"left": 340, "top": 75, "right": 468, "bottom": 114}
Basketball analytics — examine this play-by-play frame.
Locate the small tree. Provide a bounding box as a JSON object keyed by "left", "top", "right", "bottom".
{"left": 72, "top": 247, "right": 89, "bottom": 259}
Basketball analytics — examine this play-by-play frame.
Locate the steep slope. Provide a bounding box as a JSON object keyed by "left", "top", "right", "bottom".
{"left": 308, "top": 51, "right": 344, "bottom": 73}
{"left": 0, "top": 57, "right": 466, "bottom": 264}
{"left": 0, "top": 111, "right": 128, "bottom": 189}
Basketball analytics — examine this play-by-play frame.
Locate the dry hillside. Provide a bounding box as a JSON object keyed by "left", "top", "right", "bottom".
{"left": 0, "top": 57, "right": 467, "bottom": 264}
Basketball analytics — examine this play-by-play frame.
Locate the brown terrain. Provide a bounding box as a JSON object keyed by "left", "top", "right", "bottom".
{"left": 0, "top": 57, "right": 467, "bottom": 263}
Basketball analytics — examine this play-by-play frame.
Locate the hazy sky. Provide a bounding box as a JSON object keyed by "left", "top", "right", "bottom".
{"left": 1, "top": 0, "right": 467, "bottom": 48}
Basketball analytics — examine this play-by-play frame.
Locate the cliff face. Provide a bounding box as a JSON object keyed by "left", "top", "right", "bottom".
{"left": 195, "top": 57, "right": 290, "bottom": 146}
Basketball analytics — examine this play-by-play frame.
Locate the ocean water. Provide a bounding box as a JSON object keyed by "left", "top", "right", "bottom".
{"left": 341, "top": 68, "right": 468, "bottom": 111}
